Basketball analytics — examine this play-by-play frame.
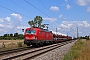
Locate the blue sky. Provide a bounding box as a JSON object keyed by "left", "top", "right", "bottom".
{"left": 0, "top": 0, "right": 90, "bottom": 37}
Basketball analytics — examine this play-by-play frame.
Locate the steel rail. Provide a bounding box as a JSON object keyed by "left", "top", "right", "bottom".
{"left": 0, "top": 46, "right": 30, "bottom": 55}
{"left": 2, "top": 40, "right": 74, "bottom": 60}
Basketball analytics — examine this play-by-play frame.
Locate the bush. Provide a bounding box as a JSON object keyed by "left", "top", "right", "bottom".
{"left": 17, "top": 42, "right": 23, "bottom": 47}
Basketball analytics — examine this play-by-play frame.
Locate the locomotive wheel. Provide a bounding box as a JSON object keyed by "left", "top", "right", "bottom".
{"left": 40, "top": 42, "right": 43, "bottom": 46}
{"left": 32, "top": 43, "right": 40, "bottom": 47}
{"left": 27, "top": 44, "right": 30, "bottom": 46}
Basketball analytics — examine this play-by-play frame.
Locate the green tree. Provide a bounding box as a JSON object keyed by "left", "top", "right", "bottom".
{"left": 3, "top": 34, "right": 7, "bottom": 37}
{"left": 34, "top": 16, "right": 42, "bottom": 28}
{"left": 28, "top": 16, "right": 45, "bottom": 28}
{"left": 0, "top": 36, "right": 3, "bottom": 40}
{"left": 7, "top": 34, "right": 9, "bottom": 37}
{"left": 18, "top": 34, "right": 24, "bottom": 39}
{"left": 14, "top": 33, "right": 18, "bottom": 37}
{"left": 10, "top": 33, "right": 13, "bottom": 37}
{"left": 28, "top": 20, "right": 35, "bottom": 27}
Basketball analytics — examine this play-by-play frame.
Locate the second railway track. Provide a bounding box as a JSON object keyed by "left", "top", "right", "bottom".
{"left": 0, "top": 40, "right": 74, "bottom": 60}
{"left": 0, "top": 46, "right": 31, "bottom": 55}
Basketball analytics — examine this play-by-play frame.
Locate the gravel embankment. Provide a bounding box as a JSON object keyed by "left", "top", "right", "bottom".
{"left": 31, "top": 40, "right": 77, "bottom": 60}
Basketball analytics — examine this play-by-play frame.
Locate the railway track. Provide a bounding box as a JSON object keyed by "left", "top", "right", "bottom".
{"left": 0, "top": 46, "right": 31, "bottom": 55}
{"left": 0, "top": 40, "right": 74, "bottom": 60}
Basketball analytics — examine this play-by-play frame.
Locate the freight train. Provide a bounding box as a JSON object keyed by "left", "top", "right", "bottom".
{"left": 23, "top": 27, "right": 72, "bottom": 46}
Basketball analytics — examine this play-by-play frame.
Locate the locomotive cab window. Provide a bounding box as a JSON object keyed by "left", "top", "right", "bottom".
{"left": 26, "top": 30, "right": 36, "bottom": 34}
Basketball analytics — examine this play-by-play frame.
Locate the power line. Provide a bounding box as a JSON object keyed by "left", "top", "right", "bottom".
{"left": 24, "top": 0, "right": 50, "bottom": 18}
{"left": 38, "top": 0, "right": 48, "bottom": 11}
{"left": 38, "top": 0, "right": 56, "bottom": 17}
{"left": 24, "top": 0, "right": 60, "bottom": 24}
{"left": 0, "top": 5, "right": 32, "bottom": 19}
{"left": 10, "top": 0, "right": 35, "bottom": 15}
{"left": 10, "top": 0, "right": 59, "bottom": 24}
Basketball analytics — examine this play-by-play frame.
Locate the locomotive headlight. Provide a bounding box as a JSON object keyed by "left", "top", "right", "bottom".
{"left": 25, "top": 37, "right": 30, "bottom": 39}
{"left": 35, "top": 37, "right": 37, "bottom": 40}
{"left": 32, "top": 37, "right": 35, "bottom": 39}
{"left": 25, "top": 36, "right": 37, "bottom": 40}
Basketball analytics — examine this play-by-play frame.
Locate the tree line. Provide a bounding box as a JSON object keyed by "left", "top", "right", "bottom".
{"left": 0, "top": 33, "right": 24, "bottom": 40}
{"left": 0, "top": 16, "right": 47, "bottom": 40}
{"left": 79, "top": 35, "right": 90, "bottom": 40}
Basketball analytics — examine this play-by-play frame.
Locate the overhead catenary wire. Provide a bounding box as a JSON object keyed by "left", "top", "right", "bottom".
{"left": 38, "top": 0, "right": 48, "bottom": 11}
{"left": 10, "top": 0, "right": 59, "bottom": 24}
{"left": 38, "top": 0, "right": 61, "bottom": 27}
{"left": 0, "top": 5, "right": 32, "bottom": 19}
{"left": 1, "top": 0, "right": 60, "bottom": 24}
{"left": 24, "top": 0, "right": 50, "bottom": 18}
{"left": 24, "top": 0, "right": 72, "bottom": 36}
{"left": 10, "top": 0, "right": 35, "bottom": 15}
{"left": 0, "top": 0, "right": 70, "bottom": 36}
{"left": 24, "top": 0, "right": 60, "bottom": 24}
{"left": 38, "top": 0, "right": 56, "bottom": 17}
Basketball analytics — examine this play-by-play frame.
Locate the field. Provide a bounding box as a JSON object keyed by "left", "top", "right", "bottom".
{"left": 63, "top": 39, "right": 90, "bottom": 60}
{"left": 0, "top": 40, "right": 26, "bottom": 51}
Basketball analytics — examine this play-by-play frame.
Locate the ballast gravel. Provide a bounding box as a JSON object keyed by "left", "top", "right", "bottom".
{"left": 31, "top": 40, "right": 77, "bottom": 60}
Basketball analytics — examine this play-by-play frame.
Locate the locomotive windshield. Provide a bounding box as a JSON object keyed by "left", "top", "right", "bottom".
{"left": 26, "top": 30, "right": 36, "bottom": 34}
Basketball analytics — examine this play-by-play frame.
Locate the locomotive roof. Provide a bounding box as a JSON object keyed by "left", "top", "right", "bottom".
{"left": 26, "top": 27, "right": 51, "bottom": 32}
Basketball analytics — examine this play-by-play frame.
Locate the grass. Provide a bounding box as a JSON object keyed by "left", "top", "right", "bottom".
{"left": 63, "top": 39, "right": 90, "bottom": 60}
{"left": 0, "top": 40, "right": 26, "bottom": 51}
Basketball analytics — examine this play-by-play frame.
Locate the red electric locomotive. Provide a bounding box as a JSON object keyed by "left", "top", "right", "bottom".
{"left": 23, "top": 27, "right": 72, "bottom": 46}
{"left": 24, "top": 27, "right": 53, "bottom": 46}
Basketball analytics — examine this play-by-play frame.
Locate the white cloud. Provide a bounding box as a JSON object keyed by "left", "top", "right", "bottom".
{"left": 43, "top": 18, "right": 57, "bottom": 22}
{"left": 83, "top": 21, "right": 90, "bottom": 27}
{"left": 17, "top": 26, "right": 27, "bottom": 29}
{"left": 5, "top": 17, "right": 11, "bottom": 22}
{"left": 60, "top": 23, "right": 73, "bottom": 29}
{"left": 60, "top": 21, "right": 90, "bottom": 30}
{"left": 87, "top": 7, "right": 90, "bottom": 12}
{"left": 78, "top": 21, "right": 90, "bottom": 27}
{"left": 6, "top": 25, "right": 14, "bottom": 29}
{"left": 16, "top": 26, "right": 28, "bottom": 33}
{"left": 76, "top": 0, "right": 90, "bottom": 6}
{"left": 66, "top": 4, "right": 71, "bottom": 9}
{"left": 0, "top": 13, "right": 25, "bottom": 35}
{"left": 59, "top": 14, "right": 63, "bottom": 18}
{"left": 58, "top": 21, "right": 90, "bottom": 36}
{"left": 0, "top": 24, "right": 4, "bottom": 27}
{"left": 57, "top": 28, "right": 61, "bottom": 31}
{"left": 50, "top": 6, "right": 60, "bottom": 11}
{"left": 61, "top": 24, "right": 67, "bottom": 28}
{"left": 11, "top": 13, "right": 22, "bottom": 21}
{"left": 0, "top": 18, "right": 4, "bottom": 22}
